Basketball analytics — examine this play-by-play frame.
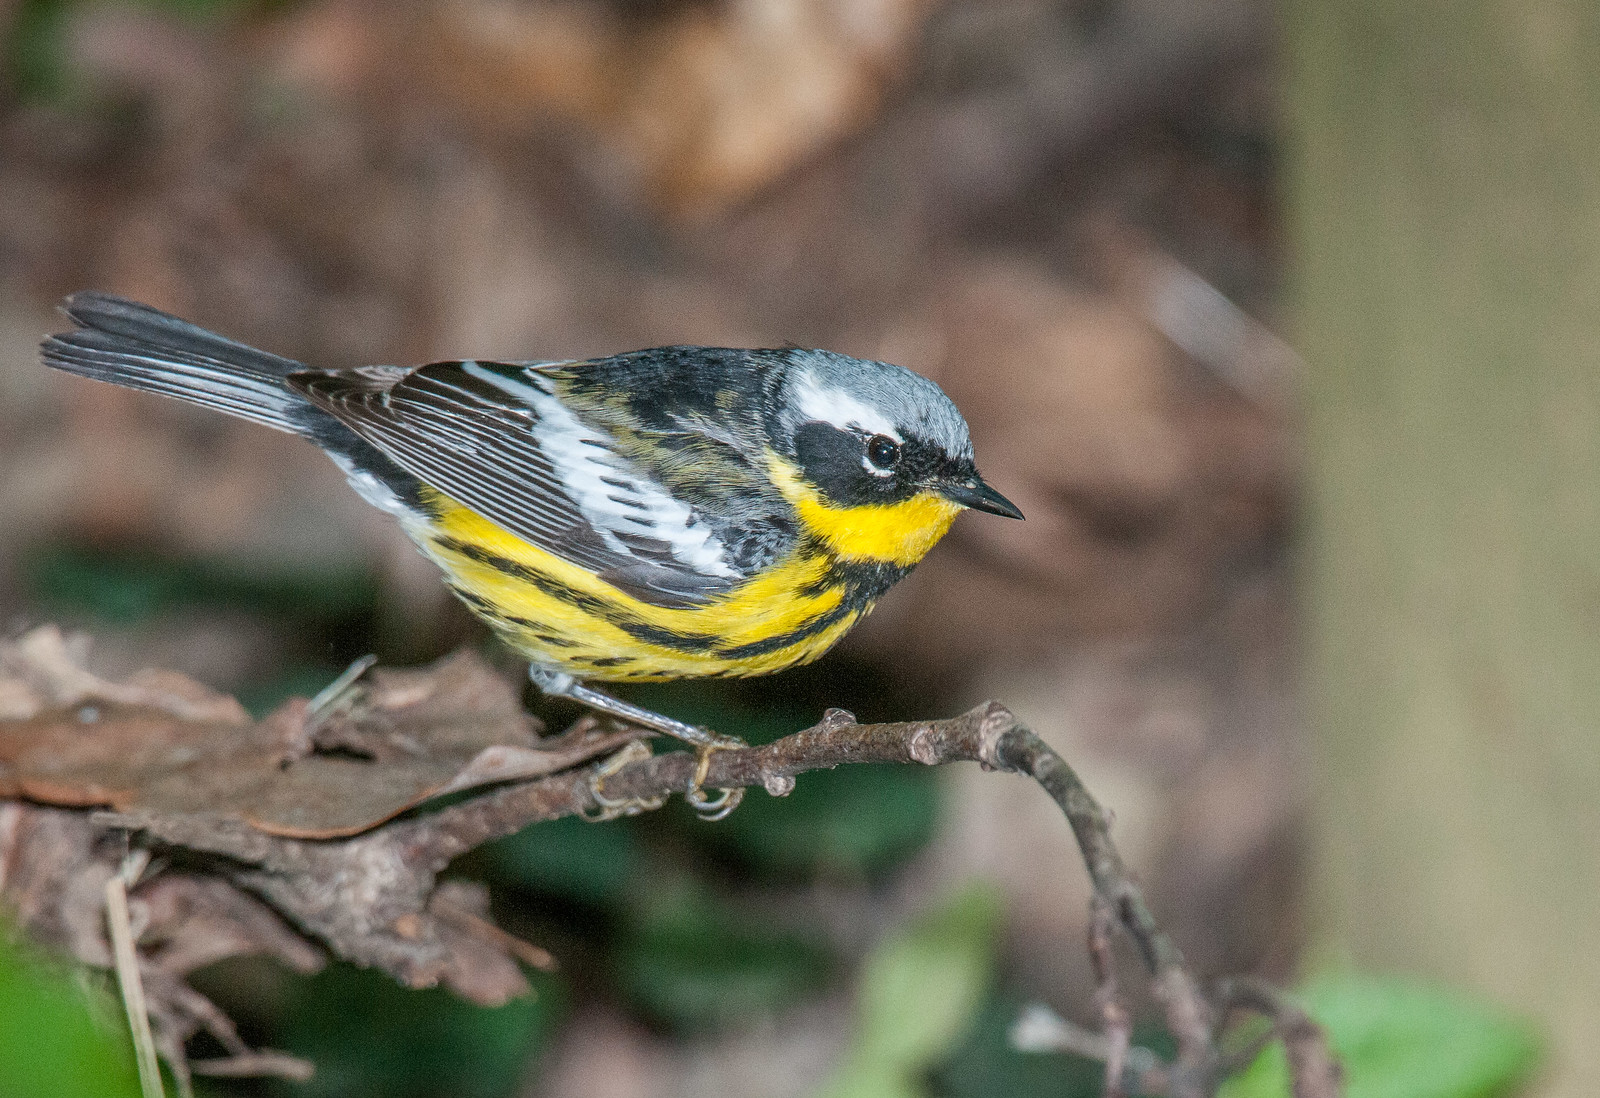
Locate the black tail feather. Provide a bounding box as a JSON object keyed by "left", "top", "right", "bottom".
{"left": 41, "top": 292, "right": 312, "bottom": 434}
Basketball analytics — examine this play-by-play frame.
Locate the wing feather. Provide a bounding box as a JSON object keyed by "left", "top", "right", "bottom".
{"left": 291, "top": 359, "right": 749, "bottom": 607}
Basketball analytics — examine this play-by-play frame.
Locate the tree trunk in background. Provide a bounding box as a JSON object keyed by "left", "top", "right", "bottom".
{"left": 1289, "top": 3, "right": 1600, "bottom": 1093}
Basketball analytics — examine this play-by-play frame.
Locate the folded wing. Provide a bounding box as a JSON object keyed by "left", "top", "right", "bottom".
{"left": 292, "top": 359, "right": 755, "bottom": 607}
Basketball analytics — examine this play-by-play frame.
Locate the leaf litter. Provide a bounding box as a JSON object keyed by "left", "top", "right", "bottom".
{"left": 0, "top": 625, "right": 643, "bottom": 1089}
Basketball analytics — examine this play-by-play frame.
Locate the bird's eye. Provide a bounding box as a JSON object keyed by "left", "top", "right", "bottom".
{"left": 866, "top": 434, "right": 901, "bottom": 470}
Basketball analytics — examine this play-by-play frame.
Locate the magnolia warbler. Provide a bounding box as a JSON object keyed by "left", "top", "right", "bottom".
{"left": 41, "top": 293, "right": 1020, "bottom": 810}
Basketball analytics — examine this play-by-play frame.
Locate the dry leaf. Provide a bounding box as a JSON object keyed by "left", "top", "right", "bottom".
{"left": 0, "top": 629, "right": 638, "bottom": 839}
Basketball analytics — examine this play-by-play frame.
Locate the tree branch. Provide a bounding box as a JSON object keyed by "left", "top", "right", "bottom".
{"left": 409, "top": 702, "right": 1222, "bottom": 1092}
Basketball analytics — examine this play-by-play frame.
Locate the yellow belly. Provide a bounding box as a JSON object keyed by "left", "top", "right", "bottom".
{"left": 410, "top": 468, "right": 961, "bottom": 682}
{"left": 414, "top": 498, "right": 861, "bottom": 680}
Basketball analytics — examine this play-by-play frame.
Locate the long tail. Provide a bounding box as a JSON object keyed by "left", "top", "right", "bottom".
{"left": 40, "top": 292, "right": 313, "bottom": 434}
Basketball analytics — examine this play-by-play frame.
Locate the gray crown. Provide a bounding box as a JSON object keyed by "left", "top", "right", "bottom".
{"left": 780, "top": 350, "right": 974, "bottom": 461}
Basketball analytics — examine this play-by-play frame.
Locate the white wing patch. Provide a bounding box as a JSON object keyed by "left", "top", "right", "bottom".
{"left": 792, "top": 370, "right": 901, "bottom": 441}
{"left": 461, "top": 362, "right": 737, "bottom": 580}
{"left": 327, "top": 452, "right": 411, "bottom": 517}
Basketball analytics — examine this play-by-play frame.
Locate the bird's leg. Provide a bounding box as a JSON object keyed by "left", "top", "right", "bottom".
{"left": 529, "top": 667, "right": 728, "bottom": 746}
{"left": 529, "top": 666, "right": 745, "bottom": 820}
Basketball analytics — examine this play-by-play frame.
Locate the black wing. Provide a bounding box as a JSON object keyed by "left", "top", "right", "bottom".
{"left": 291, "top": 359, "right": 769, "bottom": 607}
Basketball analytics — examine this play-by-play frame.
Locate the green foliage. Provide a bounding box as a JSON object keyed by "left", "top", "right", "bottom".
{"left": 817, "top": 884, "right": 1003, "bottom": 1098}
{"left": 25, "top": 544, "right": 378, "bottom": 626}
{"left": 615, "top": 684, "right": 942, "bottom": 881}
{"left": 234, "top": 661, "right": 363, "bottom": 719}
{"left": 0, "top": 936, "right": 141, "bottom": 1098}
{"left": 5, "top": 0, "right": 268, "bottom": 103}
{"left": 696, "top": 762, "right": 941, "bottom": 880}
{"left": 613, "top": 885, "right": 832, "bottom": 1033}
{"left": 23, "top": 541, "right": 382, "bottom": 716}
{"left": 273, "top": 963, "right": 560, "bottom": 1098}
{"left": 1221, "top": 974, "right": 1541, "bottom": 1098}
{"left": 932, "top": 996, "right": 1177, "bottom": 1098}
{"left": 483, "top": 813, "right": 641, "bottom": 909}
{"left": 935, "top": 972, "right": 1538, "bottom": 1098}
{"left": 6, "top": 0, "right": 71, "bottom": 101}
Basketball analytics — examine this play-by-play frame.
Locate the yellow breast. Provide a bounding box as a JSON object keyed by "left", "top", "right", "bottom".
{"left": 412, "top": 493, "right": 853, "bottom": 680}
{"left": 408, "top": 463, "right": 960, "bottom": 683}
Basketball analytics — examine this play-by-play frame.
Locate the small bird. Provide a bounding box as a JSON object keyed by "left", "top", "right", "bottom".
{"left": 41, "top": 293, "right": 1021, "bottom": 812}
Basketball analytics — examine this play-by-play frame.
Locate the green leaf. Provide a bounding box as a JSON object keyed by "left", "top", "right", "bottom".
{"left": 614, "top": 886, "right": 832, "bottom": 1033}
{"left": 1220, "top": 973, "right": 1541, "bottom": 1098}
{"left": 274, "top": 962, "right": 560, "bottom": 1098}
{"left": 0, "top": 937, "right": 141, "bottom": 1098}
{"left": 817, "top": 883, "right": 1004, "bottom": 1098}
{"left": 817, "top": 1066, "right": 924, "bottom": 1098}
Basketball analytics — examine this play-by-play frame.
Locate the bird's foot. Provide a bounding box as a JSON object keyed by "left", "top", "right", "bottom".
{"left": 531, "top": 665, "right": 747, "bottom": 820}
{"left": 684, "top": 736, "right": 745, "bottom": 822}
{"left": 583, "top": 739, "right": 668, "bottom": 821}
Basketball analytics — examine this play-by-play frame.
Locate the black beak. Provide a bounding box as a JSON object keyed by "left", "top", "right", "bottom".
{"left": 941, "top": 477, "right": 1024, "bottom": 519}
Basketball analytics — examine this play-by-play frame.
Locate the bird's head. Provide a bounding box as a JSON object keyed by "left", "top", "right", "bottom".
{"left": 767, "top": 350, "right": 1021, "bottom": 566}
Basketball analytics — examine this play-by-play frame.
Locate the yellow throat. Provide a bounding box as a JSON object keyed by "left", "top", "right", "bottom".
{"left": 766, "top": 455, "right": 963, "bottom": 567}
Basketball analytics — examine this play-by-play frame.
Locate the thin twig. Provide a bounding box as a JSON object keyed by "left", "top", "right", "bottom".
{"left": 190, "top": 1051, "right": 316, "bottom": 1082}
{"left": 106, "top": 854, "right": 165, "bottom": 1098}
{"left": 1010, "top": 1003, "right": 1167, "bottom": 1095}
{"left": 1215, "top": 978, "right": 1342, "bottom": 1098}
{"left": 431, "top": 894, "right": 559, "bottom": 973}
{"left": 1212, "top": 1021, "right": 1279, "bottom": 1085}
{"left": 1089, "top": 894, "right": 1134, "bottom": 1098}
{"left": 305, "top": 654, "right": 378, "bottom": 727}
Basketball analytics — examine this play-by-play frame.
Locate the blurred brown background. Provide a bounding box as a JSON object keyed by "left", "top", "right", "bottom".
{"left": 1, "top": 0, "right": 1596, "bottom": 1095}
